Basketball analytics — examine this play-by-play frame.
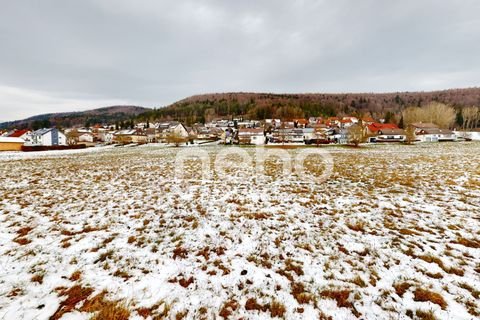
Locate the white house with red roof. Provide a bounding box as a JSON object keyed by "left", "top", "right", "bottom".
{"left": 7, "top": 129, "right": 31, "bottom": 143}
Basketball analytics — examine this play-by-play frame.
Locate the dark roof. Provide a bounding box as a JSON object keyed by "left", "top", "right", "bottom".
{"left": 419, "top": 128, "right": 454, "bottom": 135}
{"left": 411, "top": 122, "right": 439, "bottom": 129}
{"left": 378, "top": 128, "right": 405, "bottom": 135}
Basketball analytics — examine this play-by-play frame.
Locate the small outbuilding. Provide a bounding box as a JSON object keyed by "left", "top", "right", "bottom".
{"left": 0, "top": 137, "right": 25, "bottom": 151}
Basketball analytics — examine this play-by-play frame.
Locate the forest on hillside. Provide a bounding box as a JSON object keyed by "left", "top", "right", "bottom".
{"left": 138, "top": 88, "right": 480, "bottom": 127}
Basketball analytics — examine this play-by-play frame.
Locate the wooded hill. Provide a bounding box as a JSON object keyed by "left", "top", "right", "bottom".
{"left": 139, "top": 88, "right": 480, "bottom": 126}
{"left": 0, "top": 106, "right": 150, "bottom": 130}
{"left": 3, "top": 88, "right": 480, "bottom": 130}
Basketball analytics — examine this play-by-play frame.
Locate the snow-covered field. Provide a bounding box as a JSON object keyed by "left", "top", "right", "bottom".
{"left": 0, "top": 143, "right": 479, "bottom": 320}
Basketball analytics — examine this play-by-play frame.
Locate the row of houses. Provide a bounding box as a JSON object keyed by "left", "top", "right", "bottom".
{"left": 235, "top": 120, "right": 478, "bottom": 145}
{"left": 0, "top": 122, "right": 194, "bottom": 150}
{"left": 0, "top": 128, "right": 68, "bottom": 151}
{"left": 1, "top": 117, "right": 479, "bottom": 150}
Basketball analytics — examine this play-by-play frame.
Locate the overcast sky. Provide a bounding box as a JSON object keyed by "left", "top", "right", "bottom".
{"left": 1, "top": 0, "right": 479, "bottom": 121}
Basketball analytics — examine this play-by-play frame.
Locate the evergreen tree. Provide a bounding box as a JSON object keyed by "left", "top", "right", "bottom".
{"left": 455, "top": 110, "right": 463, "bottom": 127}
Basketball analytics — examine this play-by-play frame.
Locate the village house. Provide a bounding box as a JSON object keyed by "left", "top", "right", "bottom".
{"left": 7, "top": 129, "right": 30, "bottom": 139}
{"left": 145, "top": 128, "right": 157, "bottom": 143}
{"left": 192, "top": 125, "right": 218, "bottom": 140}
{"left": 156, "top": 122, "right": 190, "bottom": 142}
{"left": 0, "top": 137, "right": 25, "bottom": 151}
{"left": 331, "top": 128, "right": 348, "bottom": 144}
{"left": 410, "top": 123, "right": 455, "bottom": 142}
{"left": 293, "top": 119, "right": 309, "bottom": 128}
{"left": 238, "top": 128, "right": 265, "bottom": 145}
{"left": 410, "top": 122, "right": 438, "bottom": 134}
{"left": 339, "top": 117, "right": 359, "bottom": 128}
{"left": 415, "top": 128, "right": 456, "bottom": 142}
{"left": 361, "top": 116, "right": 375, "bottom": 125}
{"left": 308, "top": 117, "right": 323, "bottom": 125}
{"left": 325, "top": 117, "right": 340, "bottom": 127}
{"left": 28, "top": 128, "right": 67, "bottom": 146}
{"left": 373, "top": 128, "right": 406, "bottom": 143}
{"left": 65, "top": 129, "right": 94, "bottom": 145}
{"left": 271, "top": 127, "right": 304, "bottom": 143}
{"left": 265, "top": 119, "right": 281, "bottom": 128}
{"left": 467, "top": 129, "right": 480, "bottom": 141}
{"left": 93, "top": 128, "right": 115, "bottom": 143}
{"left": 7, "top": 129, "right": 32, "bottom": 143}
{"left": 302, "top": 128, "right": 316, "bottom": 141}
{"left": 114, "top": 129, "right": 147, "bottom": 144}
{"left": 205, "top": 119, "right": 233, "bottom": 129}
{"left": 236, "top": 119, "right": 261, "bottom": 128}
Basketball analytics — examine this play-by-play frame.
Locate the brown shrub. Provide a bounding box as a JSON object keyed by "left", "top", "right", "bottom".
{"left": 81, "top": 291, "right": 108, "bottom": 312}
{"left": 31, "top": 274, "right": 44, "bottom": 284}
{"left": 320, "top": 290, "right": 352, "bottom": 309}
{"left": 394, "top": 282, "right": 412, "bottom": 297}
{"left": 245, "top": 298, "right": 264, "bottom": 312}
{"left": 399, "top": 228, "right": 419, "bottom": 236}
{"left": 291, "top": 282, "right": 313, "bottom": 304}
{"left": 69, "top": 270, "right": 81, "bottom": 281}
{"left": 413, "top": 288, "right": 447, "bottom": 310}
{"left": 113, "top": 270, "right": 131, "bottom": 280}
{"left": 14, "top": 237, "right": 31, "bottom": 245}
{"left": 415, "top": 309, "right": 437, "bottom": 320}
{"left": 347, "top": 221, "right": 365, "bottom": 232}
{"left": 175, "top": 310, "right": 188, "bottom": 320}
{"left": 178, "top": 277, "right": 194, "bottom": 288}
{"left": 285, "top": 259, "right": 304, "bottom": 276}
{"left": 418, "top": 255, "right": 446, "bottom": 270}
{"left": 91, "top": 301, "right": 130, "bottom": 320}
{"left": 269, "top": 300, "right": 286, "bottom": 318}
{"left": 51, "top": 285, "right": 94, "bottom": 320}
{"left": 136, "top": 307, "right": 152, "bottom": 318}
{"left": 351, "top": 275, "right": 367, "bottom": 288}
{"left": 173, "top": 246, "right": 188, "bottom": 259}
{"left": 197, "top": 246, "right": 210, "bottom": 260}
{"left": 319, "top": 289, "right": 360, "bottom": 317}
{"left": 17, "top": 226, "right": 33, "bottom": 237}
{"left": 219, "top": 299, "right": 238, "bottom": 319}
{"left": 453, "top": 237, "right": 480, "bottom": 248}
{"left": 425, "top": 272, "right": 443, "bottom": 279}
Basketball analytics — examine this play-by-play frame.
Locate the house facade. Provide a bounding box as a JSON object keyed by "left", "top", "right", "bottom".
{"left": 238, "top": 128, "right": 265, "bottom": 145}
{"left": 28, "top": 128, "right": 67, "bottom": 146}
{"left": 416, "top": 128, "right": 456, "bottom": 142}
{"left": 374, "top": 128, "right": 406, "bottom": 142}
{"left": 114, "top": 129, "right": 147, "bottom": 144}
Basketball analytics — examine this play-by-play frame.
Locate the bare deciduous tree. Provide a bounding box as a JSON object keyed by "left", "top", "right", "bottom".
{"left": 402, "top": 102, "right": 456, "bottom": 128}
{"left": 166, "top": 131, "right": 187, "bottom": 147}
{"left": 347, "top": 124, "right": 366, "bottom": 147}
{"left": 404, "top": 124, "right": 416, "bottom": 144}
{"left": 462, "top": 106, "right": 480, "bottom": 130}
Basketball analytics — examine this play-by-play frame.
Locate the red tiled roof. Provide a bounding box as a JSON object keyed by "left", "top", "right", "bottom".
{"left": 293, "top": 119, "right": 309, "bottom": 124}
{"left": 367, "top": 123, "right": 399, "bottom": 132}
{"left": 8, "top": 129, "right": 29, "bottom": 138}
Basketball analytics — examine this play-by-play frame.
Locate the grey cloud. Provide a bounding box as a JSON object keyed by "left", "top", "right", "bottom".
{"left": 0, "top": 0, "right": 479, "bottom": 121}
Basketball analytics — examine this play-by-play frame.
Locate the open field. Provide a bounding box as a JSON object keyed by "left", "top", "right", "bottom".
{"left": 0, "top": 143, "right": 479, "bottom": 320}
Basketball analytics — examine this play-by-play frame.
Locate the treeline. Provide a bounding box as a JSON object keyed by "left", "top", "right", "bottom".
{"left": 137, "top": 89, "right": 480, "bottom": 126}
{"left": 138, "top": 98, "right": 338, "bottom": 125}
